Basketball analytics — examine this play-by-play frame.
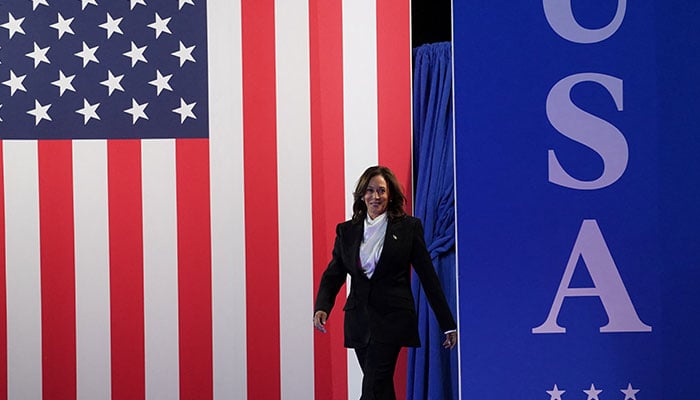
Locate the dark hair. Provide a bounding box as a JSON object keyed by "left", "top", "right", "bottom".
{"left": 352, "top": 165, "right": 407, "bottom": 223}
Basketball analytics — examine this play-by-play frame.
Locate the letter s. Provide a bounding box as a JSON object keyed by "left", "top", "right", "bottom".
{"left": 547, "top": 73, "right": 628, "bottom": 190}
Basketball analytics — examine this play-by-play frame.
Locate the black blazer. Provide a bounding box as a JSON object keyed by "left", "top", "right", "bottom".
{"left": 314, "top": 215, "right": 457, "bottom": 348}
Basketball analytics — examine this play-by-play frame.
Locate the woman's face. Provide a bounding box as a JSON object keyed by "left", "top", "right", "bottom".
{"left": 363, "top": 174, "right": 390, "bottom": 219}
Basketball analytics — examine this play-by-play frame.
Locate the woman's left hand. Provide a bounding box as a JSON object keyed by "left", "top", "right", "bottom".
{"left": 443, "top": 331, "right": 457, "bottom": 349}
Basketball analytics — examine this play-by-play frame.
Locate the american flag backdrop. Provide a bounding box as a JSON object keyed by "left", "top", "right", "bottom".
{"left": 0, "top": 0, "right": 413, "bottom": 399}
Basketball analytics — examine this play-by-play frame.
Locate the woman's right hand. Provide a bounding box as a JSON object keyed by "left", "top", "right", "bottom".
{"left": 313, "top": 311, "right": 328, "bottom": 333}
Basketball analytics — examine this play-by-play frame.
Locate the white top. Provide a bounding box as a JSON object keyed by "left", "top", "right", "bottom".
{"left": 359, "top": 212, "right": 388, "bottom": 279}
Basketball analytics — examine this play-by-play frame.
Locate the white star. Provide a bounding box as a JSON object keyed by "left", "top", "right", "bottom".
{"left": 2, "top": 13, "right": 26, "bottom": 39}
{"left": 173, "top": 98, "right": 196, "bottom": 123}
{"left": 147, "top": 13, "right": 171, "bottom": 39}
{"left": 75, "top": 41, "right": 99, "bottom": 67}
{"left": 32, "top": 0, "right": 50, "bottom": 10}
{"left": 149, "top": 70, "right": 173, "bottom": 95}
{"left": 81, "top": 0, "right": 98, "bottom": 10}
{"left": 26, "top": 42, "right": 51, "bottom": 68}
{"left": 50, "top": 13, "right": 75, "bottom": 39}
{"left": 100, "top": 70, "right": 124, "bottom": 95}
{"left": 171, "top": 41, "right": 195, "bottom": 67}
{"left": 621, "top": 383, "right": 640, "bottom": 400}
{"left": 0, "top": 104, "right": 3, "bottom": 122}
{"left": 27, "top": 99, "right": 52, "bottom": 126}
{"left": 130, "top": 0, "right": 146, "bottom": 10}
{"left": 125, "top": 98, "right": 148, "bottom": 124}
{"left": 584, "top": 383, "right": 603, "bottom": 400}
{"left": 546, "top": 384, "right": 565, "bottom": 400}
{"left": 179, "top": 0, "right": 194, "bottom": 10}
{"left": 123, "top": 41, "right": 147, "bottom": 67}
{"left": 3, "top": 70, "right": 27, "bottom": 96}
{"left": 51, "top": 70, "right": 76, "bottom": 96}
{"left": 76, "top": 98, "right": 100, "bottom": 125}
{"left": 98, "top": 13, "right": 123, "bottom": 39}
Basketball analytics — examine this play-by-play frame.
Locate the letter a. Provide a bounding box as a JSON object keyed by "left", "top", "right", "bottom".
{"left": 532, "top": 220, "right": 652, "bottom": 334}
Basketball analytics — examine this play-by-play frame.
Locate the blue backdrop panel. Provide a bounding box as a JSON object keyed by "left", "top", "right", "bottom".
{"left": 655, "top": 1, "right": 700, "bottom": 396}
{"left": 452, "top": 1, "right": 699, "bottom": 398}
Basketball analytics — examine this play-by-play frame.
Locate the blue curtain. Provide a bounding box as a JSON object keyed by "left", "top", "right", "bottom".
{"left": 407, "top": 42, "right": 458, "bottom": 400}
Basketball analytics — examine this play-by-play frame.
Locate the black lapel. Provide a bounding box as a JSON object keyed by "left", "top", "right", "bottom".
{"left": 348, "top": 220, "right": 364, "bottom": 274}
{"left": 374, "top": 217, "right": 403, "bottom": 277}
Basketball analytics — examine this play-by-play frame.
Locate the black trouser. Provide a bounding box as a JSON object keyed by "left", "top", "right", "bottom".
{"left": 354, "top": 340, "right": 402, "bottom": 400}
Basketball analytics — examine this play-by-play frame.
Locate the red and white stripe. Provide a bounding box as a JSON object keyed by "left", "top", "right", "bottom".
{"left": 0, "top": 0, "right": 411, "bottom": 399}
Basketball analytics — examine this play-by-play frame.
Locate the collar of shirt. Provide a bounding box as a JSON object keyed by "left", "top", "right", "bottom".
{"left": 365, "top": 211, "right": 387, "bottom": 226}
